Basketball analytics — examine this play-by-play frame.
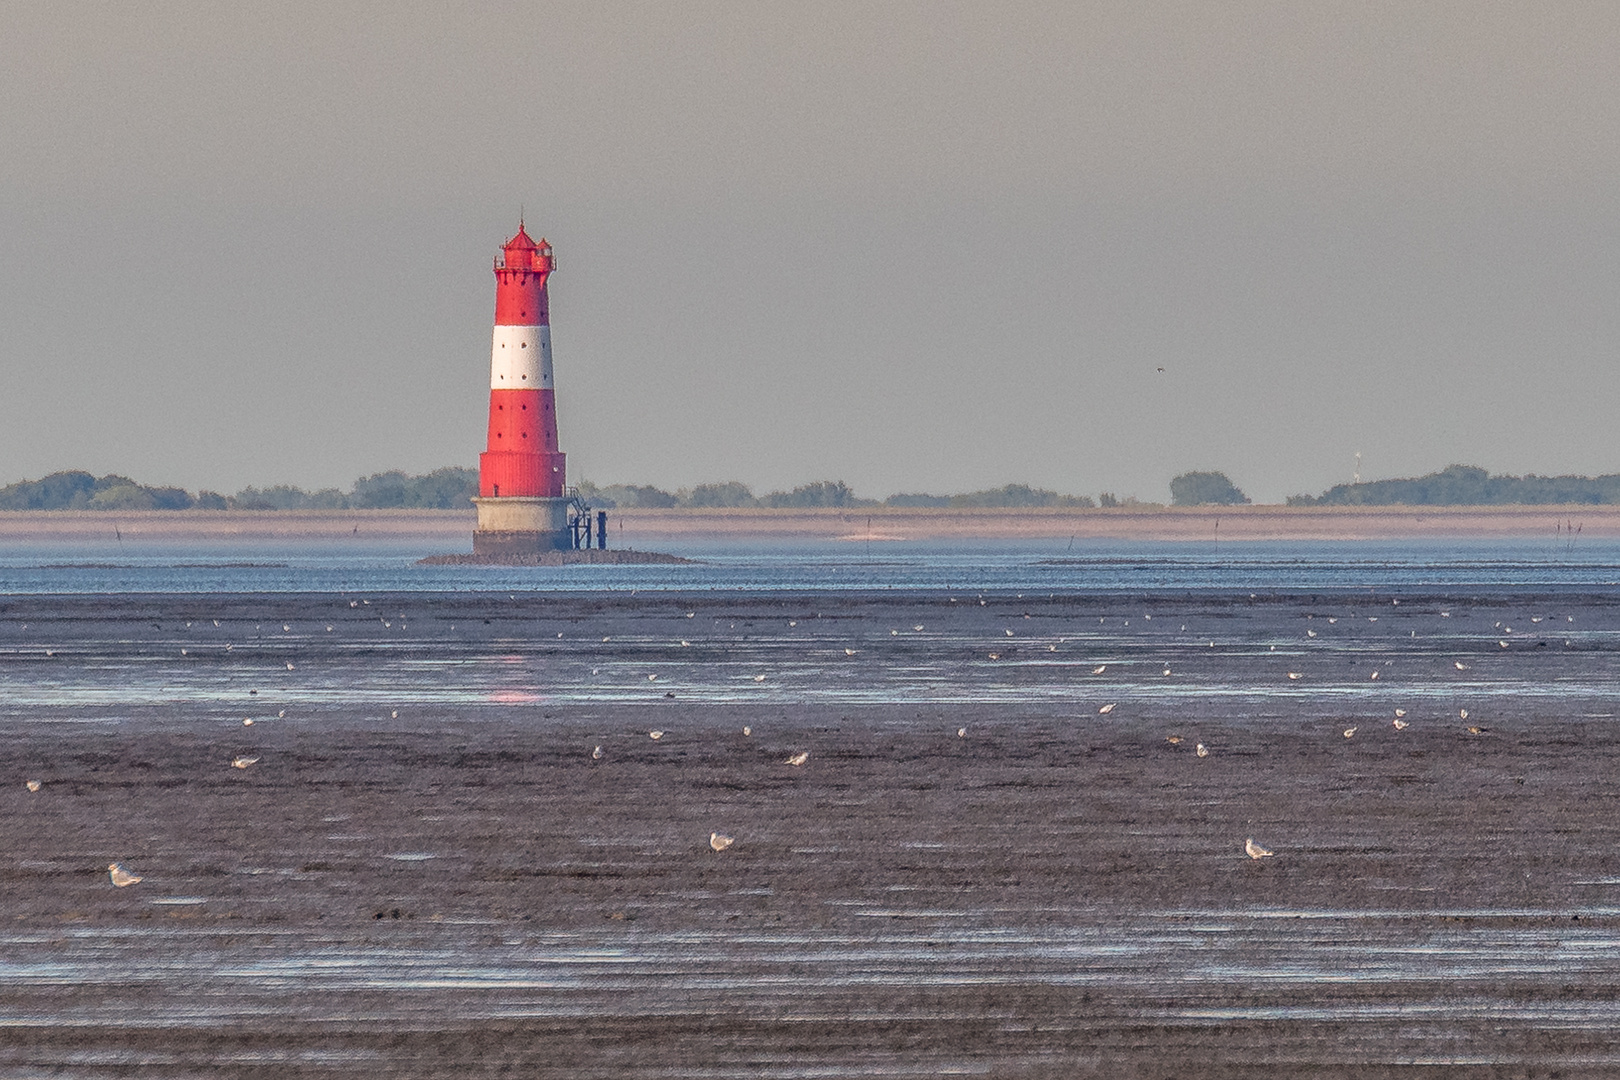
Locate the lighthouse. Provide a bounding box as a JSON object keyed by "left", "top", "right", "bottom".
{"left": 472, "top": 223, "right": 574, "bottom": 554}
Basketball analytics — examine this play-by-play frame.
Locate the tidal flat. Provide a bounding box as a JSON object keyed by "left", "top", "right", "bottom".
{"left": 3, "top": 588, "right": 1620, "bottom": 1076}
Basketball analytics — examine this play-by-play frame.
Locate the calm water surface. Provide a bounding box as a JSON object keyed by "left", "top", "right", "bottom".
{"left": 1, "top": 536, "right": 1619, "bottom": 593}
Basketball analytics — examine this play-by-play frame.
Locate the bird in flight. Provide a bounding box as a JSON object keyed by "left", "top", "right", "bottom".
{"left": 1244, "top": 838, "right": 1274, "bottom": 860}
{"left": 1098, "top": 703, "right": 1116, "bottom": 714}
{"left": 231, "top": 756, "right": 259, "bottom": 769}
{"left": 785, "top": 751, "right": 810, "bottom": 766}
{"left": 25, "top": 780, "right": 41, "bottom": 792}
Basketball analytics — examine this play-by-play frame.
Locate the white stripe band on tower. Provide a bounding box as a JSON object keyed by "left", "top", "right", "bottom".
{"left": 490, "top": 324, "right": 553, "bottom": 389}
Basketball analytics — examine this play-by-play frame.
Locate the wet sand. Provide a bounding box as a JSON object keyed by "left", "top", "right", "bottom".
{"left": 4, "top": 589, "right": 1620, "bottom": 1076}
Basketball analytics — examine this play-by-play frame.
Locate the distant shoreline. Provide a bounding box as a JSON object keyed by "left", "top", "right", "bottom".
{"left": 0, "top": 504, "right": 1616, "bottom": 543}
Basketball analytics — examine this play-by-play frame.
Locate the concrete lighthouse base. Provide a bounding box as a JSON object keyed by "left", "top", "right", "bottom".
{"left": 471, "top": 496, "right": 573, "bottom": 555}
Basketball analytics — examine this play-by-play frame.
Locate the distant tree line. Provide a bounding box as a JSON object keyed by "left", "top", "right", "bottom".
{"left": 1287, "top": 464, "right": 1620, "bottom": 506}
{"left": 577, "top": 480, "right": 1103, "bottom": 509}
{"left": 1168, "top": 471, "right": 1250, "bottom": 507}
{"left": 0, "top": 468, "right": 480, "bottom": 511}
{"left": 4, "top": 469, "right": 1226, "bottom": 511}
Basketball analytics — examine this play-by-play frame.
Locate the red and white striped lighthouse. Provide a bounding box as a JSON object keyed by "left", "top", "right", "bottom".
{"left": 480, "top": 224, "right": 563, "bottom": 498}
{"left": 472, "top": 223, "right": 573, "bottom": 554}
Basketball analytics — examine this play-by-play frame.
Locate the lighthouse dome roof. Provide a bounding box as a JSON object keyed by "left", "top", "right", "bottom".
{"left": 504, "top": 225, "right": 539, "bottom": 252}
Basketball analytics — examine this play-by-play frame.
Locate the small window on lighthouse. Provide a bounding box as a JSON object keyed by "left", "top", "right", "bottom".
{"left": 519, "top": 342, "right": 526, "bottom": 348}
{"left": 521, "top": 374, "right": 527, "bottom": 380}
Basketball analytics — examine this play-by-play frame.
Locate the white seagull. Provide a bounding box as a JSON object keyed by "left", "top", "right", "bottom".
{"left": 1244, "top": 839, "right": 1274, "bottom": 860}
{"left": 25, "top": 779, "right": 41, "bottom": 792}
{"left": 785, "top": 751, "right": 809, "bottom": 766}
{"left": 1098, "top": 703, "right": 1117, "bottom": 714}
{"left": 108, "top": 862, "right": 143, "bottom": 887}
{"left": 709, "top": 832, "right": 734, "bottom": 852}
{"left": 231, "top": 756, "right": 259, "bottom": 769}
{"left": 1195, "top": 743, "right": 1210, "bottom": 758}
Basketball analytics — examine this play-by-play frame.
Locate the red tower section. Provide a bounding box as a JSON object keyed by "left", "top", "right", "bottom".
{"left": 479, "top": 225, "right": 564, "bottom": 498}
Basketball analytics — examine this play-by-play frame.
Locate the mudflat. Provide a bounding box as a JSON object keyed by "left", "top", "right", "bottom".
{"left": 3, "top": 588, "right": 1620, "bottom": 1076}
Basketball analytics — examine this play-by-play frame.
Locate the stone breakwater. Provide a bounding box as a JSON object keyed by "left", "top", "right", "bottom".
{"left": 417, "top": 549, "right": 691, "bottom": 567}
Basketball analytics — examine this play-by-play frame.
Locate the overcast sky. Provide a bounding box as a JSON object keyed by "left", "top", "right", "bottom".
{"left": 3, "top": 2, "right": 1619, "bottom": 503}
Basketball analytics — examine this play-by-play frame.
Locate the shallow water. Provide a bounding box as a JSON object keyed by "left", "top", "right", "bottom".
{"left": 3, "top": 536, "right": 1620, "bottom": 593}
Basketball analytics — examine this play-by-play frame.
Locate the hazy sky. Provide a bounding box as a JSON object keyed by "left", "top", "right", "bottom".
{"left": 4, "top": 2, "right": 1619, "bottom": 503}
